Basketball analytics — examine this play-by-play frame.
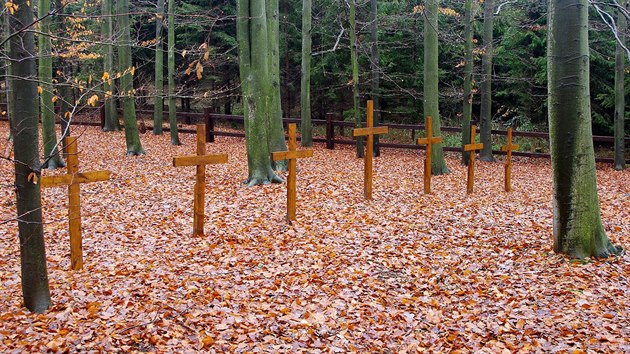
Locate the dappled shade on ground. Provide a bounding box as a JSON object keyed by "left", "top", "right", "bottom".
{"left": 0, "top": 122, "right": 628, "bottom": 352}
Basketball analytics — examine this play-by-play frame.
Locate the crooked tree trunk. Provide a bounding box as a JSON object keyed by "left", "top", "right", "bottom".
{"left": 237, "top": 0, "right": 282, "bottom": 185}
{"left": 300, "top": 0, "right": 313, "bottom": 147}
{"left": 266, "top": 0, "right": 287, "bottom": 171}
{"left": 39, "top": 0, "right": 64, "bottom": 169}
{"left": 153, "top": 0, "right": 165, "bottom": 135}
{"left": 10, "top": 0, "right": 51, "bottom": 313}
{"left": 116, "top": 0, "right": 144, "bottom": 155}
{"left": 461, "top": 0, "right": 474, "bottom": 165}
{"left": 547, "top": 0, "right": 622, "bottom": 259}
{"left": 614, "top": 0, "right": 626, "bottom": 171}
{"left": 167, "top": 0, "right": 181, "bottom": 145}
{"left": 102, "top": 0, "right": 119, "bottom": 131}
{"left": 349, "top": 0, "right": 363, "bottom": 158}
{"left": 370, "top": 0, "right": 381, "bottom": 157}
{"left": 424, "top": 0, "right": 449, "bottom": 174}
{"left": 479, "top": 0, "right": 494, "bottom": 162}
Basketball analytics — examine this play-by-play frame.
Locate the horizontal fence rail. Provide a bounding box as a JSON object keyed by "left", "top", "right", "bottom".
{"left": 0, "top": 102, "right": 628, "bottom": 165}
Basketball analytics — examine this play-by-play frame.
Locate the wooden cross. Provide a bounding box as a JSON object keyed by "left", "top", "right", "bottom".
{"left": 416, "top": 116, "right": 443, "bottom": 194}
{"left": 41, "top": 137, "right": 111, "bottom": 270}
{"left": 271, "top": 123, "right": 313, "bottom": 221}
{"left": 173, "top": 124, "right": 228, "bottom": 237}
{"left": 352, "top": 100, "right": 389, "bottom": 200}
{"left": 501, "top": 127, "right": 519, "bottom": 192}
{"left": 463, "top": 123, "right": 484, "bottom": 194}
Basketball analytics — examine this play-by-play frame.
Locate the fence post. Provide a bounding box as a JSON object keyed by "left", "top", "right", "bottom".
{"left": 326, "top": 113, "right": 335, "bottom": 150}
{"left": 204, "top": 107, "right": 214, "bottom": 143}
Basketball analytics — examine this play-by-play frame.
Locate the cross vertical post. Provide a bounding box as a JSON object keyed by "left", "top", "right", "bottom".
{"left": 416, "top": 116, "right": 443, "bottom": 194}
{"left": 501, "top": 127, "right": 519, "bottom": 192}
{"left": 352, "top": 100, "right": 388, "bottom": 200}
{"left": 463, "top": 123, "right": 484, "bottom": 194}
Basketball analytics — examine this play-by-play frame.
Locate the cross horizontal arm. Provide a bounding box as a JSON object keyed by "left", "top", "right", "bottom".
{"left": 271, "top": 149, "right": 314, "bottom": 161}
{"left": 501, "top": 144, "right": 520, "bottom": 152}
{"left": 41, "top": 171, "right": 111, "bottom": 188}
{"left": 464, "top": 143, "right": 484, "bottom": 152}
{"left": 417, "top": 137, "right": 443, "bottom": 145}
{"left": 173, "top": 154, "right": 229, "bottom": 167}
{"left": 352, "top": 126, "right": 389, "bottom": 137}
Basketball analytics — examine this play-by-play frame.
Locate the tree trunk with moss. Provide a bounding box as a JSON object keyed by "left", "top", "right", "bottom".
{"left": 9, "top": 0, "right": 52, "bottom": 313}
{"left": 300, "top": 0, "right": 312, "bottom": 147}
{"left": 479, "top": 0, "right": 494, "bottom": 161}
{"left": 266, "top": 0, "right": 287, "bottom": 171}
{"left": 461, "top": 0, "right": 474, "bottom": 165}
{"left": 547, "top": 0, "right": 622, "bottom": 259}
{"left": 237, "top": 0, "right": 282, "bottom": 185}
{"left": 102, "top": 0, "right": 119, "bottom": 131}
{"left": 349, "top": 0, "right": 363, "bottom": 158}
{"left": 370, "top": 0, "right": 381, "bottom": 157}
{"left": 614, "top": 0, "right": 626, "bottom": 171}
{"left": 167, "top": 0, "right": 181, "bottom": 145}
{"left": 39, "top": 0, "right": 64, "bottom": 169}
{"left": 153, "top": 0, "right": 165, "bottom": 135}
{"left": 116, "top": 0, "right": 144, "bottom": 155}
{"left": 424, "top": 0, "right": 449, "bottom": 174}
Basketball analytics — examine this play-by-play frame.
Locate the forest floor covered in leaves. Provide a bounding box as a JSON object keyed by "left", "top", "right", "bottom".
{"left": 0, "top": 122, "right": 628, "bottom": 353}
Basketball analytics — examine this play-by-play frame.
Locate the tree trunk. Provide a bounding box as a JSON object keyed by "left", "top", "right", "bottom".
{"left": 614, "top": 0, "right": 626, "bottom": 171}
{"left": 4, "top": 11, "right": 14, "bottom": 141}
{"left": 370, "top": 0, "right": 381, "bottom": 157}
{"left": 547, "top": 0, "right": 622, "bottom": 258}
{"left": 116, "top": 0, "right": 144, "bottom": 154}
{"left": 39, "top": 0, "right": 64, "bottom": 169}
{"left": 267, "top": 0, "right": 288, "bottom": 171}
{"left": 9, "top": 0, "right": 51, "bottom": 313}
{"left": 300, "top": 0, "right": 313, "bottom": 147}
{"left": 349, "top": 0, "right": 363, "bottom": 158}
{"left": 424, "top": 0, "right": 449, "bottom": 174}
{"left": 237, "top": 0, "right": 282, "bottom": 185}
{"left": 167, "top": 0, "right": 181, "bottom": 145}
{"left": 102, "top": 0, "right": 119, "bottom": 131}
{"left": 479, "top": 0, "right": 494, "bottom": 161}
{"left": 462, "top": 0, "right": 474, "bottom": 165}
{"left": 153, "top": 0, "right": 165, "bottom": 135}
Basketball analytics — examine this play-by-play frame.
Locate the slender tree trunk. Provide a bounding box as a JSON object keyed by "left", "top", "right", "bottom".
{"left": 167, "top": 0, "right": 181, "bottom": 145}
{"left": 237, "top": 0, "right": 282, "bottom": 185}
{"left": 267, "top": 0, "right": 287, "bottom": 171}
{"left": 102, "top": 0, "right": 119, "bottom": 131}
{"left": 479, "top": 0, "right": 494, "bottom": 161}
{"left": 424, "top": 0, "right": 449, "bottom": 174}
{"left": 300, "top": 0, "right": 312, "bottom": 147}
{"left": 614, "top": 0, "right": 626, "bottom": 171}
{"left": 116, "top": 0, "right": 144, "bottom": 154}
{"left": 4, "top": 11, "right": 14, "bottom": 141}
{"left": 9, "top": 0, "right": 51, "bottom": 313}
{"left": 370, "top": 0, "right": 381, "bottom": 157}
{"left": 39, "top": 0, "right": 64, "bottom": 169}
{"left": 349, "top": 0, "right": 363, "bottom": 158}
{"left": 462, "top": 0, "right": 474, "bottom": 165}
{"left": 153, "top": 0, "right": 165, "bottom": 135}
{"left": 547, "top": 0, "right": 622, "bottom": 258}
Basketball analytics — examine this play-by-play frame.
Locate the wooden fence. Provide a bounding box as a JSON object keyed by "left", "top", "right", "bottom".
{"left": 1, "top": 102, "right": 628, "bottom": 165}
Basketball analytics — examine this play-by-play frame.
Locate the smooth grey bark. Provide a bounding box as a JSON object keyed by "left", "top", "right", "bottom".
{"left": 153, "top": 0, "right": 165, "bottom": 135}
{"left": 349, "top": 0, "right": 363, "bottom": 158}
{"left": 614, "top": 0, "right": 626, "bottom": 171}
{"left": 9, "top": 0, "right": 52, "bottom": 313}
{"left": 167, "top": 0, "right": 181, "bottom": 145}
{"left": 547, "top": 0, "right": 622, "bottom": 259}
{"left": 370, "top": 0, "right": 380, "bottom": 157}
{"left": 266, "top": 0, "right": 287, "bottom": 171}
{"left": 102, "top": 0, "right": 119, "bottom": 131}
{"left": 424, "top": 0, "right": 449, "bottom": 174}
{"left": 479, "top": 0, "right": 494, "bottom": 161}
{"left": 462, "top": 0, "right": 474, "bottom": 165}
{"left": 300, "top": 0, "right": 313, "bottom": 147}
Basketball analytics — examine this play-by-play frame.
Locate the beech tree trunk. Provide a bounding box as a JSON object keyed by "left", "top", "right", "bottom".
{"left": 547, "top": 0, "right": 622, "bottom": 258}
{"left": 349, "top": 0, "right": 363, "bottom": 158}
{"left": 39, "top": 0, "right": 64, "bottom": 169}
{"left": 4, "top": 12, "right": 14, "bottom": 141}
{"left": 9, "top": 0, "right": 52, "bottom": 313}
{"left": 614, "top": 0, "right": 626, "bottom": 171}
{"left": 424, "top": 0, "right": 449, "bottom": 174}
{"left": 300, "top": 0, "right": 313, "bottom": 147}
{"left": 479, "top": 0, "right": 494, "bottom": 161}
{"left": 153, "top": 0, "right": 165, "bottom": 135}
{"left": 116, "top": 0, "right": 144, "bottom": 155}
{"left": 102, "top": 0, "right": 119, "bottom": 131}
{"left": 370, "top": 0, "right": 380, "bottom": 157}
{"left": 462, "top": 0, "right": 474, "bottom": 165}
{"left": 237, "top": 0, "right": 282, "bottom": 185}
{"left": 167, "top": 0, "right": 181, "bottom": 145}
